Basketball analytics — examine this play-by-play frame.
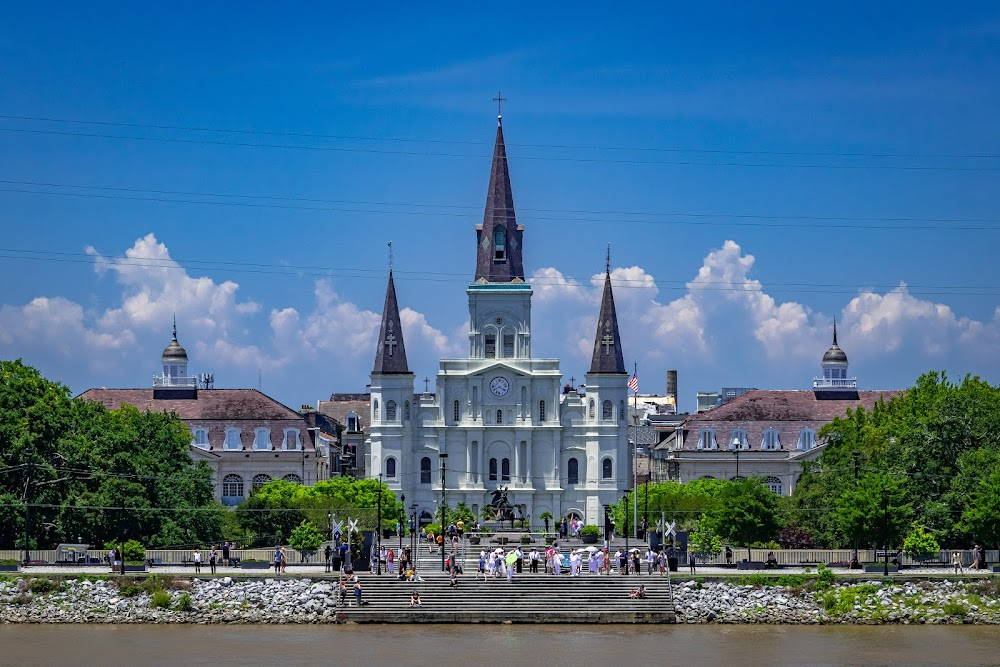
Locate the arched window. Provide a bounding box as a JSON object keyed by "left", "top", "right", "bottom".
{"left": 602, "top": 400, "right": 613, "bottom": 421}
{"left": 251, "top": 474, "right": 272, "bottom": 492}
{"left": 494, "top": 226, "right": 506, "bottom": 260}
{"left": 404, "top": 401, "right": 410, "bottom": 421}
{"left": 764, "top": 476, "right": 783, "bottom": 495}
{"left": 420, "top": 457, "right": 431, "bottom": 484}
{"left": 619, "top": 401, "right": 625, "bottom": 421}
{"left": 373, "top": 399, "right": 380, "bottom": 421}
{"left": 453, "top": 400, "right": 461, "bottom": 422}
{"left": 589, "top": 399, "right": 595, "bottom": 419}
{"left": 385, "top": 457, "right": 397, "bottom": 479}
{"left": 538, "top": 400, "right": 546, "bottom": 421}
{"left": 568, "top": 457, "right": 579, "bottom": 484}
{"left": 489, "top": 458, "right": 498, "bottom": 481}
{"left": 602, "top": 458, "right": 613, "bottom": 480}
{"left": 484, "top": 333, "right": 496, "bottom": 358}
{"left": 222, "top": 474, "right": 244, "bottom": 505}
{"left": 386, "top": 400, "right": 397, "bottom": 421}
{"left": 501, "top": 458, "right": 510, "bottom": 482}
{"left": 496, "top": 409, "right": 503, "bottom": 425}
{"left": 761, "top": 429, "right": 781, "bottom": 450}
{"left": 282, "top": 474, "right": 302, "bottom": 484}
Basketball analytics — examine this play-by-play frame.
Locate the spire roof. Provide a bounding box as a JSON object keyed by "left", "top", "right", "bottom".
{"left": 373, "top": 270, "right": 411, "bottom": 374}
{"left": 474, "top": 121, "right": 525, "bottom": 283}
{"left": 161, "top": 315, "right": 188, "bottom": 362}
{"left": 589, "top": 265, "right": 627, "bottom": 374}
{"left": 822, "top": 320, "right": 848, "bottom": 365}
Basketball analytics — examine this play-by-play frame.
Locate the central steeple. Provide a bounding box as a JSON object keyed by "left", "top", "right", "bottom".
{"left": 474, "top": 118, "right": 525, "bottom": 283}
{"left": 589, "top": 251, "right": 627, "bottom": 374}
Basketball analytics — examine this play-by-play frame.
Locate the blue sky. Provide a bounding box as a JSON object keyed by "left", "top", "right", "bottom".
{"left": 2, "top": 3, "right": 999, "bottom": 412}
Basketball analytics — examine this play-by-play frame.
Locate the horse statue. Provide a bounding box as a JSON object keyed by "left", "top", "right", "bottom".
{"left": 489, "top": 486, "right": 518, "bottom": 531}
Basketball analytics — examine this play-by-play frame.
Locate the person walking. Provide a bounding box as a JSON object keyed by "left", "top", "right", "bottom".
{"left": 280, "top": 547, "right": 288, "bottom": 573}
{"left": 529, "top": 548, "right": 540, "bottom": 574}
{"left": 222, "top": 541, "right": 231, "bottom": 567}
{"left": 193, "top": 548, "right": 202, "bottom": 574}
{"left": 324, "top": 544, "right": 333, "bottom": 573}
{"left": 274, "top": 546, "right": 283, "bottom": 575}
{"left": 387, "top": 548, "right": 395, "bottom": 575}
{"left": 952, "top": 550, "right": 963, "bottom": 574}
{"left": 646, "top": 547, "right": 655, "bottom": 575}
{"left": 688, "top": 550, "right": 697, "bottom": 575}
{"left": 209, "top": 547, "right": 218, "bottom": 575}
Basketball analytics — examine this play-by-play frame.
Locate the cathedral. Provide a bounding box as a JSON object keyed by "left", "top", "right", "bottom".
{"left": 367, "top": 115, "right": 630, "bottom": 528}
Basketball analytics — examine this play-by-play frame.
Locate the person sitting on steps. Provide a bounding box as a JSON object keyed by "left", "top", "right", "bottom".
{"left": 409, "top": 591, "right": 421, "bottom": 607}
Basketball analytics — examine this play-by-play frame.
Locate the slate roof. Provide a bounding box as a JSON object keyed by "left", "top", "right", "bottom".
{"left": 474, "top": 121, "right": 525, "bottom": 283}
{"left": 589, "top": 270, "right": 627, "bottom": 374}
{"left": 372, "top": 270, "right": 411, "bottom": 375}
{"left": 76, "top": 388, "right": 315, "bottom": 453}
{"left": 686, "top": 389, "right": 899, "bottom": 423}
{"left": 628, "top": 425, "right": 661, "bottom": 446}
{"left": 318, "top": 395, "right": 372, "bottom": 430}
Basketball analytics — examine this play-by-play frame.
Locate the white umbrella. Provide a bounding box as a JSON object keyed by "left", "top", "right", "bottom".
{"left": 577, "top": 546, "right": 599, "bottom": 553}
{"left": 494, "top": 548, "right": 506, "bottom": 554}
{"left": 630, "top": 548, "right": 641, "bottom": 553}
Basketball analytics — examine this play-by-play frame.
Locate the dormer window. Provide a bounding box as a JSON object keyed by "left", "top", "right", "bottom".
{"left": 282, "top": 429, "right": 300, "bottom": 451}
{"left": 494, "top": 227, "right": 506, "bottom": 260}
{"left": 347, "top": 412, "right": 359, "bottom": 432}
{"left": 191, "top": 428, "right": 209, "bottom": 450}
{"left": 797, "top": 428, "right": 817, "bottom": 450}
{"left": 224, "top": 428, "right": 243, "bottom": 451}
{"left": 698, "top": 429, "right": 718, "bottom": 450}
{"left": 253, "top": 428, "right": 272, "bottom": 451}
{"left": 761, "top": 429, "right": 781, "bottom": 451}
{"left": 729, "top": 429, "right": 749, "bottom": 450}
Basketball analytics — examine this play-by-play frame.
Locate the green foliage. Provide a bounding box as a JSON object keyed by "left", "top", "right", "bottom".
{"left": 174, "top": 592, "right": 193, "bottom": 612}
{"left": 0, "top": 360, "right": 223, "bottom": 549}
{"left": 790, "top": 372, "right": 1000, "bottom": 549}
{"left": 689, "top": 525, "right": 722, "bottom": 562}
{"left": 702, "top": 478, "right": 782, "bottom": 556}
{"left": 29, "top": 578, "right": 53, "bottom": 594}
{"left": 425, "top": 523, "right": 441, "bottom": 536}
{"left": 0, "top": 559, "right": 19, "bottom": 566}
{"left": 612, "top": 479, "right": 723, "bottom": 530}
{"left": 941, "top": 599, "right": 968, "bottom": 617}
{"left": 288, "top": 521, "right": 324, "bottom": 552}
{"left": 740, "top": 573, "right": 771, "bottom": 587}
{"left": 903, "top": 523, "right": 941, "bottom": 562}
{"left": 815, "top": 562, "right": 837, "bottom": 588}
{"left": 580, "top": 524, "right": 600, "bottom": 537}
{"left": 150, "top": 589, "right": 172, "bottom": 609}
{"left": 120, "top": 539, "right": 145, "bottom": 562}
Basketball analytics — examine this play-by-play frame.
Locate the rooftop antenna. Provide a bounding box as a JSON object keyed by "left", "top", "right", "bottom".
{"left": 493, "top": 90, "right": 507, "bottom": 125}
{"left": 606, "top": 243, "right": 611, "bottom": 274}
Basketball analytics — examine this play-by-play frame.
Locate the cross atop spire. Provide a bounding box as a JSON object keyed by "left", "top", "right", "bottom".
{"left": 833, "top": 317, "right": 838, "bottom": 346}
{"left": 606, "top": 243, "right": 611, "bottom": 274}
{"left": 493, "top": 90, "right": 507, "bottom": 125}
{"left": 373, "top": 269, "right": 411, "bottom": 375}
{"left": 589, "top": 259, "right": 627, "bottom": 374}
{"left": 388, "top": 241, "right": 393, "bottom": 272}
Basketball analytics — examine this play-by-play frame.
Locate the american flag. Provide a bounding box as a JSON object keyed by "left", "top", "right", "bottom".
{"left": 628, "top": 374, "right": 638, "bottom": 393}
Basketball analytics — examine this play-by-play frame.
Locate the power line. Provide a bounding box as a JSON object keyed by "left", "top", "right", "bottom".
{"left": 3, "top": 247, "right": 999, "bottom": 296}
{"left": 2, "top": 177, "right": 998, "bottom": 226}
{"left": 3, "top": 112, "right": 999, "bottom": 160}
{"left": 2, "top": 125, "right": 999, "bottom": 171}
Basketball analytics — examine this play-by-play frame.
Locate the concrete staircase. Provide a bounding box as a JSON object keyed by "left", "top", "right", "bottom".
{"left": 336, "top": 570, "right": 675, "bottom": 623}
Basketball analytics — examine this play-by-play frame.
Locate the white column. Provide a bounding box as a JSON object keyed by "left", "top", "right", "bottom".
{"left": 477, "top": 440, "right": 484, "bottom": 485}
{"left": 514, "top": 443, "right": 520, "bottom": 487}
{"left": 526, "top": 441, "right": 532, "bottom": 485}
{"left": 466, "top": 440, "right": 472, "bottom": 486}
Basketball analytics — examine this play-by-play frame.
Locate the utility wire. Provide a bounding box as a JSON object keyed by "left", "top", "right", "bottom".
{"left": 1, "top": 125, "right": 998, "bottom": 171}
{"left": 3, "top": 112, "right": 999, "bottom": 160}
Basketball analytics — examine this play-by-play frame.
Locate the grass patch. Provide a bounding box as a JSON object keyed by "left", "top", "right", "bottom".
{"left": 174, "top": 592, "right": 193, "bottom": 612}
{"left": 941, "top": 599, "right": 968, "bottom": 617}
{"left": 29, "top": 578, "right": 54, "bottom": 594}
{"left": 149, "top": 589, "right": 172, "bottom": 609}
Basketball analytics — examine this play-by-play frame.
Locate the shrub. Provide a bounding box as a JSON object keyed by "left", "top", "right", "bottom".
{"left": 0, "top": 559, "right": 20, "bottom": 566}
{"left": 815, "top": 563, "right": 836, "bottom": 589}
{"left": 289, "top": 520, "right": 324, "bottom": 553}
{"left": 174, "top": 592, "right": 193, "bottom": 612}
{"left": 150, "top": 589, "right": 172, "bottom": 609}
{"left": 29, "top": 578, "right": 54, "bottom": 594}
{"left": 741, "top": 573, "right": 771, "bottom": 587}
{"left": 775, "top": 574, "right": 806, "bottom": 587}
{"left": 942, "top": 600, "right": 968, "bottom": 617}
{"left": 902, "top": 524, "right": 940, "bottom": 563}
{"left": 580, "top": 525, "right": 600, "bottom": 537}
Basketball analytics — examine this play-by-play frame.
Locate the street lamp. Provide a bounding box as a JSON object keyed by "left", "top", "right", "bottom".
{"left": 623, "top": 488, "right": 632, "bottom": 569}
{"left": 22, "top": 446, "right": 34, "bottom": 567}
{"left": 603, "top": 504, "right": 611, "bottom": 548}
{"left": 376, "top": 473, "right": 383, "bottom": 575}
{"left": 882, "top": 489, "right": 891, "bottom": 577}
{"left": 439, "top": 453, "right": 448, "bottom": 572}
{"left": 399, "top": 494, "right": 405, "bottom": 552}
{"left": 409, "top": 504, "right": 418, "bottom": 566}
{"left": 732, "top": 448, "right": 741, "bottom": 480}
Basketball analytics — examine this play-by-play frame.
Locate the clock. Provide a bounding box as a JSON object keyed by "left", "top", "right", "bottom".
{"left": 490, "top": 376, "right": 510, "bottom": 397}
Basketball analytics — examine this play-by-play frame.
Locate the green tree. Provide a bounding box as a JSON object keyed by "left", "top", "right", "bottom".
{"left": 288, "top": 520, "right": 324, "bottom": 553}
{"left": 538, "top": 511, "right": 554, "bottom": 532}
{"left": 702, "top": 478, "right": 782, "bottom": 560}
{"left": 960, "top": 465, "right": 1000, "bottom": 549}
{"left": 689, "top": 525, "right": 722, "bottom": 563}
{"left": 902, "top": 523, "right": 941, "bottom": 563}
{"left": 835, "top": 473, "right": 911, "bottom": 549}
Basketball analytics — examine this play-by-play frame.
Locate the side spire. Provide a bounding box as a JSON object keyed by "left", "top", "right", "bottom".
{"left": 373, "top": 269, "right": 410, "bottom": 374}
{"left": 474, "top": 114, "right": 524, "bottom": 283}
{"left": 172, "top": 314, "right": 177, "bottom": 341}
{"left": 589, "top": 255, "right": 627, "bottom": 374}
{"left": 833, "top": 317, "right": 838, "bottom": 346}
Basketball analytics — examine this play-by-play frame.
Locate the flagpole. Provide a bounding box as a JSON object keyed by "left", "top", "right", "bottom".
{"left": 633, "top": 362, "right": 638, "bottom": 540}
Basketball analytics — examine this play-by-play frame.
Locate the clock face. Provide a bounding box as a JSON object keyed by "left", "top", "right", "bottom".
{"left": 490, "top": 376, "right": 510, "bottom": 397}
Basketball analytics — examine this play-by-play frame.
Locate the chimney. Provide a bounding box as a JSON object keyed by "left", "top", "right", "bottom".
{"left": 666, "top": 370, "right": 678, "bottom": 415}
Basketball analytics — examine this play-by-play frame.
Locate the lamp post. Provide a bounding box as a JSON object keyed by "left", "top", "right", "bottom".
{"left": 409, "top": 505, "right": 418, "bottom": 567}
{"left": 623, "top": 488, "right": 632, "bottom": 568}
{"left": 376, "top": 473, "right": 383, "bottom": 575}
{"left": 22, "top": 446, "right": 33, "bottom": 566}
{"left": 733, "top": 448, "right": 741, "bottom": 480}
{"left": 882, "top": 489, "right": 891, "bottom": 577}
{"left": 603, "top": 504, "right": 611, "bottom": 549}
{"left": 439, "top": 453, "right": 448, "bottom": 572}
{"left": 399, "top": 494, "right": 405, "bottom": 552}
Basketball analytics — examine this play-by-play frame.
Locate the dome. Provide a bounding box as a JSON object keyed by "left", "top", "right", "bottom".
{"left": 821, "top": 322, "right": 848, "bottom": 365}
{"left": 822, "top": 344, "right": 848, "bottom": 365}
{"left": 161, "top": 318, "right": 188, "bottom": 362}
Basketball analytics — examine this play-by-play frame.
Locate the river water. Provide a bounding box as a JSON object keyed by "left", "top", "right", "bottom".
{"left": 2, "top": 625, "right": 998, "bottom": 666}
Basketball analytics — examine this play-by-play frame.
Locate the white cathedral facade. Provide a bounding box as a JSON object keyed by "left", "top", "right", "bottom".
{"left": 366, "top": 117, "right": 630, "bottom": 529}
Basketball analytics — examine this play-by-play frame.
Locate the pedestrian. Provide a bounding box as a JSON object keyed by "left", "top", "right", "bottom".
{"left": 387, "top": 548, "right": 395, "bottom": 575}
{"left": 338, "top": 580, "right": 348, "bottom": 606}
{"left": 609, "top": 518, "right": 616, "bottom": 541}
{"left": 530, "top": 547, "right": 540, "bottom": 573}
{"left": 515, "top": 546, "right": 524, "bottom": 574}
{"left": 339, "top": 541, "right": 348, "bottom": 572}
{"left": 379, "top": 545, "right": 387, "bottom": 571}
{"left": 324, "top": 544, "right": 333, "bottom": 573}
{"left": 632, "top": 549, "right": 641, "bottom": 575}
{"left": 107, "top": 547, "right": 117, "bottom": 574}
{"left": 222, "top": 541, "right": 231, "bottom": 567}
{"left": 193, "top": 548, "right": 202, "bottom": 574}
{"left": 971, "top": 545, "right": 980, "bottom": 570}
{"left": 725, "top": 545, "right": 733, "bottom": 566}
{"left": 952, "top": 550, "right": 963, "bottom": 574}
{"left": 209, "top": 547, "right": 218, "bottom": 575}
{"left": 410, "top": 590, "right": 421, "bottom": 607}
{"left": 427, "top": 529, "right": 435, "bottom": 554}
{"left": 560, "top": 517, "right": 568, "bottom": 539}
{"left": 274, "top": 546, "right": 282, "bottom": 575}
{"left": 280, "top": 546, "right": 287, "bottom": 573}
{"left": 353, "top": 579, "right": 366, "bottom": 606}
{"left": 688, "top": 550, "right": 696, "bottom": 574}
{"left": 646, "top": 547, "right": 655, "bottom": 575}
{"left": 457, "top": 519, "right": 465, "bottom": 538}
{"left": 479, "top": 550, "right": 487, "bottom": 580}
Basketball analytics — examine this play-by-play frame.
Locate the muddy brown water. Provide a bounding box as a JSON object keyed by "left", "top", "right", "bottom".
{"left": 2, "top": 624, "right": 999, "bottom": 666}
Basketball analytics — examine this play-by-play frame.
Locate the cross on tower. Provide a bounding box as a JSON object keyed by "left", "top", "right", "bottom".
{"left": 493, "top": 90, "right": 507, "bottom": 122}
{"left": 424, "top": 377, "right": 430, "bottom": 393}
{"left": 601, "top": 321, "right": 615, "bottom": 355}
{"left": 384, "top": 319, "right": 397, "bottom": 356}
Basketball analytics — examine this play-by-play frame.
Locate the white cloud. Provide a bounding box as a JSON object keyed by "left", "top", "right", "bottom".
{"left": 531, "top": 267, "right": 589, "bottom": 303}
